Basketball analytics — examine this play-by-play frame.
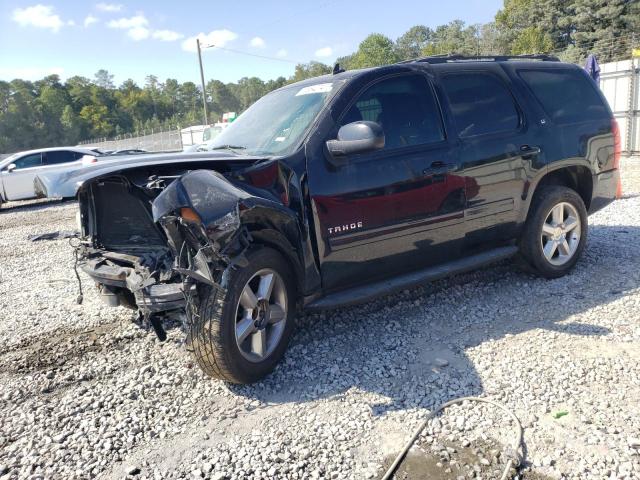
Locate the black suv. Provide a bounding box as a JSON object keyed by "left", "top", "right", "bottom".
{"left": 46, "top": 55, "right": 620, "bottom": 384}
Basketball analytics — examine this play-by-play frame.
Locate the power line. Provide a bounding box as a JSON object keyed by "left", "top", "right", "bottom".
{"left": 203, "top": 44, "right": 310, "bottom": 65}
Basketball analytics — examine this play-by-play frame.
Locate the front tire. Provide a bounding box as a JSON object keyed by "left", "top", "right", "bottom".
{"left": 519, "top": 186, "right": 588, "bottom": 279}
{"left": 189, "top": 247, "right": 296, "bottom": 384}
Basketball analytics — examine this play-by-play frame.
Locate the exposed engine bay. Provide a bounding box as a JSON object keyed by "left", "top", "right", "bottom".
{"left": 73, "top": 156, "right": 307, "bottom": 341}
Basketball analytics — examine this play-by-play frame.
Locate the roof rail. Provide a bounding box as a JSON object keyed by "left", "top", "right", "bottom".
{"left": 404, "top": 54, "right": 560, "bottom": 64}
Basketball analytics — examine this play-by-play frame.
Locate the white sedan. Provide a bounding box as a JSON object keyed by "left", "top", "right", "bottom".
{"left": 0, "top": 147, "right": 102, "bottom": 205}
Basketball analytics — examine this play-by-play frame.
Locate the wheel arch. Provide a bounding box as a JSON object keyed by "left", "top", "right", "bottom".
{"left": 527, "top": 164, "right": 594, "bottom": 215}
{"left": 240, "top": 206, "right": 305, "bottom": 299}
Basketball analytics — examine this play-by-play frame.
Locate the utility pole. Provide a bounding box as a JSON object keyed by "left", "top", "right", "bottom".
{"left": 197, "top": 38, "right": 209, "bottom": 126}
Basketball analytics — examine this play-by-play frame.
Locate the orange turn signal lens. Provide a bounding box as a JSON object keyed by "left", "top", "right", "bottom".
{"left": 180, "top": 207, "right": 201, "bottom": 223}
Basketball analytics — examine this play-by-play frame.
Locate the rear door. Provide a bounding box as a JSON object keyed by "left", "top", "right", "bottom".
{"left": 42, "top": 150, "right": 84, "bottom": 168}
{"left": 513, "top": 65, "right": 614, "bottom": 171}
{"left": 307, "top": 71, "right": 466, "bottom": 292}
{"left": 437, "top": 65, "right": 542, "bottom": 249}
{"left": 1, "top": 152, "right": 43, "bottom": 200}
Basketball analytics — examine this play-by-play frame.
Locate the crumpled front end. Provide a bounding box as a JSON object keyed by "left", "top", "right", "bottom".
{"left": 151, "top": 169, "right": 256, "bottom": 290}
{"left": 80, "top": 247, "right": 184, "bottom": 313}
{"left": 77, "top": 175, "right": 187, "bottom": 319}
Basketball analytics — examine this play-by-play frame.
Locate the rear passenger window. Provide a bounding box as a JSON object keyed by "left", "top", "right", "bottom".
{"left": 43, "top": 151, "right": 76, "bottom": 165}
{"left": 341, "top": 74, "right": 444, "bottom": 149}
{"left": 442, "top": 73, "right": 520, "bottom": 137}
{"left": 519, "top": 69, "right": 609, "bottom": 125}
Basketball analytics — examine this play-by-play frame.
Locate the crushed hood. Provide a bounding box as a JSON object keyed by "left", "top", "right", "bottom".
{"left": 34, "top": 151, "right": 265, "bottom": 199}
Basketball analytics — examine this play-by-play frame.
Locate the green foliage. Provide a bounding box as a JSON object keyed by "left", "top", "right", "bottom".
{"left": 395, "top": 25, "right": 434, "bottom": 60}
{"left": 423, "top": 20, "right": 481, "bottom": 56}
{"left": 79, "top": 104, "right": 113, "bottom": 138}
{"left": 94, "top": 69, "right": 115, "bottom": 89}
{"left": 351, "top": 34, "right": 400, "bottom": 68}
{"left": 0, "top": 66, "right": 327, "bottom": 152}
{"left": 290, "top": 62, "right": 332, "bottom": 82}
{"left": 60, "top": 105, "right": 83, "bottom": 144}
{"left": 495, "top": 0, "right": 638, "bottom": 61}
{"left": 207, "top": 79, "right": 240, "bottom": 117}
{"left": 0, "top": 0, "right": 637, "bottom": 153}
{"left": 512, "top": 27, "right": 554, "bottom": 54}
{"left": 477, "top": 22, "right": 510, "bottom": 55}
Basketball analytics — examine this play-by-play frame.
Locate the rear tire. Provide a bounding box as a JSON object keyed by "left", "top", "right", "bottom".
{"left": 519, "top": 186, "right": 587, "bottom": 279}
{"left": 189, "top": 247, "right": 296, "bottom": 384}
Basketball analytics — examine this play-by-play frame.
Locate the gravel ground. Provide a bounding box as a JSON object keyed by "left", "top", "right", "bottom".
{"left": 1, "top": 158, "right": 639, "bottom": 480}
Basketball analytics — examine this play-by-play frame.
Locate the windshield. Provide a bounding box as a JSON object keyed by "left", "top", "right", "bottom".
{"left": 209, "top": 81, "right": 339, "bottom": 156}
{"left": 3, "top": 152, "right": 21, "bottom": 163}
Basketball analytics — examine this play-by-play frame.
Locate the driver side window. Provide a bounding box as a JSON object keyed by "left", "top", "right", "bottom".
{"left": 13, "top": 153, "right": 42, "bottom": 170}
{"left": 340, "top": 74, "right": 445, "bottom": 150}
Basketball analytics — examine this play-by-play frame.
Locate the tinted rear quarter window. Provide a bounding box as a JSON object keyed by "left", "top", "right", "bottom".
{"left": 441, "top": 72, "right": 520, "bottom": 137}
{"left": 518, "top": 68, "right": 609, "bottom": 125}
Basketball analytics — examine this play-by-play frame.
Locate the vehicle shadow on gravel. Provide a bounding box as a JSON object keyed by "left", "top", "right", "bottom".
{"left": 226, "top": 224, "right": 637, "bottom": 419}
{"left": 0, "top": 197, "right": 73, "bottom": 214}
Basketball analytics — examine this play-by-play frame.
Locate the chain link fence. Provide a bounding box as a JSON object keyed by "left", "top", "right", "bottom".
{"left": 78, "top": 128, "right": 183, "bottom": 153}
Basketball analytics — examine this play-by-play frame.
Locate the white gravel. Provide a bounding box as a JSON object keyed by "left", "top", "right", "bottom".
{"left": 1, "top": 158, "right": 639, "bottom": 480}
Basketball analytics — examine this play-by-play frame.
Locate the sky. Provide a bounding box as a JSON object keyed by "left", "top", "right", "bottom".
{"left": 0, "top": 0, "right": 503, "bottom": 86}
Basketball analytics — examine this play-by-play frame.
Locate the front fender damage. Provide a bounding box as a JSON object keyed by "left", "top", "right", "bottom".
{"left": 151, "top": 168, "right": 304, "bottom": 347}
{"left": 152, "top": 170, "right": 259, "bottom": 287}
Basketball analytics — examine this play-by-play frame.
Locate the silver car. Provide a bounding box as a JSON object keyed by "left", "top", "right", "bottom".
{"left": 0, "top": 147, "right": 102, "bottom": 205}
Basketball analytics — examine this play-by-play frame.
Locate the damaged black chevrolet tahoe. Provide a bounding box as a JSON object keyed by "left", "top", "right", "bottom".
{"left": 51, "top": 55, "right": 621, "bottom": 384}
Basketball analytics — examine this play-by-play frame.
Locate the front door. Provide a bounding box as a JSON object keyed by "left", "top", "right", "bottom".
{"left": 307, "top": 72, "right": 466, "bottom": 292}
{"left": 1, "top": 152, "right": 43, "bottom": 200}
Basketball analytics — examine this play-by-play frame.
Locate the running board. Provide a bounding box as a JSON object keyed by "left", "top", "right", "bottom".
{"left": 306, "top": 246, "right": 518, "bottom": 311}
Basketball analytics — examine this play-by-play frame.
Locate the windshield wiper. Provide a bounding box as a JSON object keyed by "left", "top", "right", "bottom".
{"left": 210, "top": 145, "right": 247, "bottom": 154}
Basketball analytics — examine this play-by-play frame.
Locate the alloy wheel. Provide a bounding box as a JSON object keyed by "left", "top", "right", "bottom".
{"left": 540, "top": 202, "right": 581, "bottom": 266}
{"left": 234, "top": 269, "right": 288, "bottom": 362}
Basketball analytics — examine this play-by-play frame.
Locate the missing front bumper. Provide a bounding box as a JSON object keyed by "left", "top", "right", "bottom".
{"left": 82, "top": 257, "right": 185, "bottom": 313}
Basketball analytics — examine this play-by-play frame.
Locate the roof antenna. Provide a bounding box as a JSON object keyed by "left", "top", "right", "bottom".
{"left": 333, "top": 63, "right": 345, "bottom": 75}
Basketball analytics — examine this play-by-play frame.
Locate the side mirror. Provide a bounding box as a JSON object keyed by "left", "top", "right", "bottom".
{"left": 326, "top": 121, "right": 385, "bottom": 161}
{"left": 6, "top": 163, "right": 16, "bottom": 173}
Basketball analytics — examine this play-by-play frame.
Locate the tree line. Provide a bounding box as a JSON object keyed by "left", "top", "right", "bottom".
{"left": 1, "top": 0, "right": 637, "bottom": 153}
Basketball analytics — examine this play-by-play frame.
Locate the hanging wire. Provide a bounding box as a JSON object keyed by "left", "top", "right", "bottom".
{"left": 201, "top": 44, "right": 308, "bottom": 65}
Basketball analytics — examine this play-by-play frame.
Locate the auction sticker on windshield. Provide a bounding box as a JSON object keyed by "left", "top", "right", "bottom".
{"left": 295, "top": 83, "right": 333, "bottom": 96}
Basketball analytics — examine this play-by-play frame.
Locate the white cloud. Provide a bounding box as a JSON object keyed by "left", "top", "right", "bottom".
{"left": 152, "top": 29, "right": 184, "bottom": 42}
{"left": 12, "top": 4, "right": 64, "bottom": 32}
{"left": 96, "top": 3, "right": 122, "bottom": 12}
{"left": 315, "top": 46, "right": 333, "bottom": 58}
{"left": 107, "top": 14, "right": 184, "bottom": 42}
{"left": 107, "top": 14, "right": 147, "bottom": 29}
{"left": 107, "top": 14, "right": 150, "bottom": 40}
{"left": 0, "top": 66, "right": 64, "bottom": 81}
{"left": 276, "top": 49, "right": 288, "bottom": 58}
{"left": 67, "top": 19, "right": 75, "bottom": 26}
{"left": 128, "top": 26, "right": 149, "bottom": 40}
{"left": 249, "top": 36, "right": 265, "bottom": 49}
{"left": 84, "top": 15, "right": 99, "bottom": 27}
{"left": 182, "top": 29, "right": 238, "bottom": 52}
